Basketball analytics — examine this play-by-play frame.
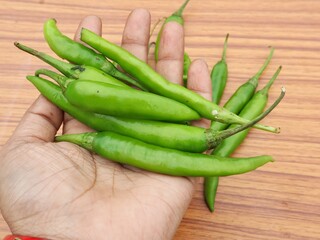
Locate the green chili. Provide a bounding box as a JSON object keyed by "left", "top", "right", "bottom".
{"left": 43, "top": 19, "right": 143, "bottom": 89}
{"left": 204, "top": 66, "right": 282, "bottom": 212}
{"left": 211, "top": 34, "right": 229, "bottom": 105}
{"left": 204, "top": 34, "right": 229, "bottom": 212}
{"left": 153, "top": 0, "right": 191, "bottom": 86}
{"left": 35, "top": 67, "right": 132, "bottom": 88}
{"left": 210, "top": 47, "right": 274, "bottom": 131}
{"left": 35, "top": 69, "right": 70, "bottom": 84}
{"left": 206, "top": 48, "right": 275, "bottom": 213}
{"left": 55, "top": 78, "right": 201, "bottom": 122}
{"left": 81, "top": 29, "right": 279, "bottom": 133}
{"left": 204, "top": 177, "right": 219, "bottom": 212}
{"left": 214, "top": 67, "right": 282, "bottom": 155}
{"left": 55, "top": 131, "right": 274, "bottom": 177}
{"left": 183, "top": 52, "right": 191, "bottom": 86}
{"left": 154, "top": 0, "right": 190, "bottom": 62}
{"left": 14, "top": 42, "right": 142, "bottom": 89}
{"left": 27, "top": 76, "right": 281, "bottom": 153}
{"left": 150, "top": 17, "right": 166, "bottom": 39}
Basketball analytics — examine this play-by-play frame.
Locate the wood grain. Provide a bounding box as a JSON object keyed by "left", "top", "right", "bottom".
{"left": 0, "top": 0, "right": 320, "bottom": 239}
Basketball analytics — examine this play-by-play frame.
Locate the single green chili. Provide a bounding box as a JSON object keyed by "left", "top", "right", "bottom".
{"left": 55, "top": 131, "right": 274, "bottom": 177}
{"left": 211, "top": 34, "right": 229, "bottom": 105}
{"left": 204, "top": 66, "right": 283, "bottom": 212}
{"left": 34, "top": 67, "right": 131, "bottom": 88}
{"left": 183, "top": 52, "right": 191, "bottom": 86}
{"left": 43, "top": 19, "right": 143, "bottom": 89}
{"left": 204, "top": 176, "right": 219, "bottom": 212}
{"left": 55, "top": 78, "right": 201, "bottom": 122}
{"left": 204, "top": 34, "right": 230, "bottom": 212}
{"left": 27, "top": 76, "right": 281, "bottom": 153}
{"left": 14, "top": 42, "right": 142, "bottom": 89}
{"left": 81, "top": 29, "right": 279, "bottom": 133}
{"left": 154, "top": 0, "right": 190, "bottom": 62}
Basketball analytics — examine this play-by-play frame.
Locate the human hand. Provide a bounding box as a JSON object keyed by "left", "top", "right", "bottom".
{"left": 0, "top": 9, "right": 211, "bottom": 240}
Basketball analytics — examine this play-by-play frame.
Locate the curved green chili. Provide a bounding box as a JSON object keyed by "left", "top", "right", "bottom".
{"left": 80, "top": 29, "right": 279, "bottom": 133}
{"left": 14, "top": 42, "right": 143, "bottom": 89}
{"left": 204, "top": 66, "right": 282, "bottom": 212}
{"left": 43, "top": 19, "right": 143, "bottom": 89}
{"left": 35, "top": 67, "right": 132, "bottom": 88}
{"left": 26, "top": 76, "right": 281, "bottom": 153}
{"left": 55, "top": 131, "right": 274, "bottom": 177}
{"left": 211, "top": 34, "right": 229, "bottom": 105}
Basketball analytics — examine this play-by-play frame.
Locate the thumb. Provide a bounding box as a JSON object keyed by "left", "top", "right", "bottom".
{"left": 9, "top": 95, "right": 63, "bottom": 144}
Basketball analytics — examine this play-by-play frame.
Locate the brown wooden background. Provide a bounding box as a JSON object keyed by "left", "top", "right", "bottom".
{"left": 1, "top": 0, "right": 320, "bottom": 239}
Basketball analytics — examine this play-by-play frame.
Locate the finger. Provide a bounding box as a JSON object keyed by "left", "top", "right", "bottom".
{"left": 61, "top": 16, "right": 102, "bottom": 135}
{"left": 156, "top": 22, "right": 184, "bottom": 85}
{"left": 9, "top": 95, "right": 63, "bottom": 143}
{"left": 62, "top": 114, "right": 93, "bottom": 135}
{"left": 121, "top": 8, "right": 151, "bottom": 62}
{"left": 74, "top": 15, "right": 102, "bottom": 43}
{"left": 187, "top": 59, "right": 212, "bottom": 128}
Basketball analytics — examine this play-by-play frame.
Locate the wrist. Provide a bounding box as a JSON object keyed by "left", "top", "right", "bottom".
{"left": 3, "top": 235, "right": 47, "bottom": 240}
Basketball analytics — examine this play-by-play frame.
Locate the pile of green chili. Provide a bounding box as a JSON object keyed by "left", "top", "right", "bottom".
{"left": 15, "top": 0, "right": 285, "bottom": 212}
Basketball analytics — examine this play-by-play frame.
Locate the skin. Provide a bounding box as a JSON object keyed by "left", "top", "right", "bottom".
{"left": 0, "top": 10, "right": 212, "bottom": 240}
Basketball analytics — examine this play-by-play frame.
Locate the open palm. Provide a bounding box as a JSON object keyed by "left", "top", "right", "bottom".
{"left": 0, "top": 9, "right": 211, "bottom": 240}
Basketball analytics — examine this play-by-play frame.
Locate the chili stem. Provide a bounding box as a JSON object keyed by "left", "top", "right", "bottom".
{"left": 249, "top": 47, "right": 274, "bottom": 88}
{"left": 221, "top": 33, "right": 229, "bottom": 62}
{"left": 173, "top": 0, "right": 190, "bottom": 17}
{"left": 218, "top": 86, "right": 285, "bottom": 138}
{"left": 35, "top": 68, "right": 68, "bottom": 83}
{"left": 14, "top": 42, "right": 76, "bottom": 78}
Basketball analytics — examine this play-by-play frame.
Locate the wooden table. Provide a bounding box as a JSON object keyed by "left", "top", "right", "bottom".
{"left": 1, "top": 0, "right": 319, "bottom": 239}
